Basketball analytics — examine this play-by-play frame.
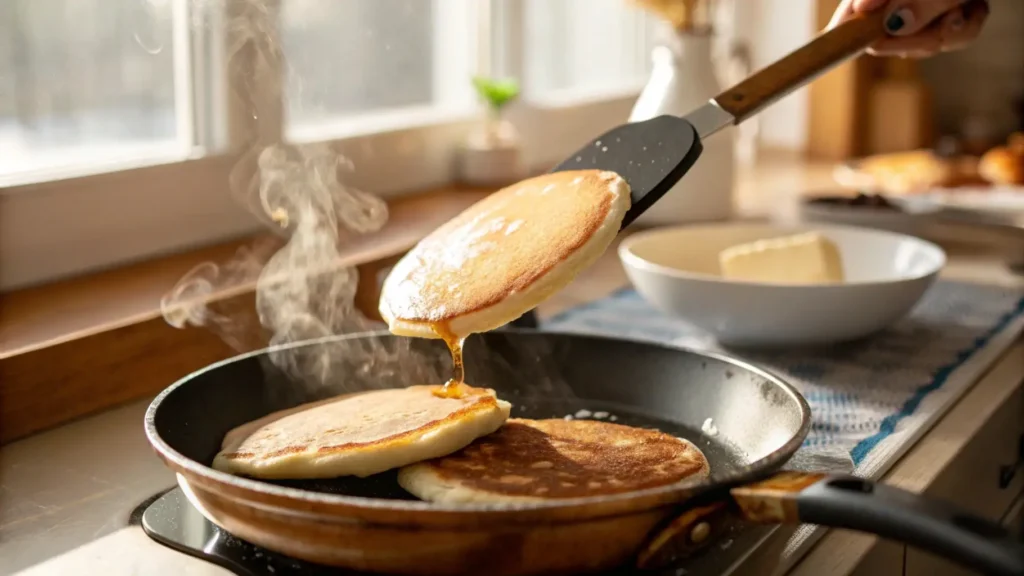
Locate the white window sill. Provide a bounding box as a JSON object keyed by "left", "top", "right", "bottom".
{"left": 0, "top": 147, "right": 197, "bottom": 189}
{"left": 525, "top": 82, "right": 648, "bottom": 110}
{"left": 286, "top": 105, "right": 481, "bottom": 144}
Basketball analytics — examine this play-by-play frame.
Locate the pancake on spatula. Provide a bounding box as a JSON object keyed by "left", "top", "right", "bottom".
{"left": 398, "top": 419, "right": 709, "bottom": 504}
{"left": 213, "top": 386, "right": 511, "bottom": 479}
{"left": 379, "top": 170, "right": 631, "bottom": 339}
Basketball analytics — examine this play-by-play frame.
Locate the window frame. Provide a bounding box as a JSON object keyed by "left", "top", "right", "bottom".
{"left": 0, "top": 0, "right": 651, "bottom": 291}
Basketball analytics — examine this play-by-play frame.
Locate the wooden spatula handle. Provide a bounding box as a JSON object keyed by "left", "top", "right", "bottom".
{"left": 714, "top": 10, "right": 888, "bottom": 124}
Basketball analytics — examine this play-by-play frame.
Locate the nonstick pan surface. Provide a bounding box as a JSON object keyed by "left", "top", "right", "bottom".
{"left": 148, "top": 330, "right": 808, "bottom": 507}
{"left": 146, "top": 331, "right": 1024, "bottom": 575}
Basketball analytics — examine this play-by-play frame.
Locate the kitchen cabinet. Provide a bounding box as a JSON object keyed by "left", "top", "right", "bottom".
{"left": 903, "top": 380, "right": 1024, "bottom": 576}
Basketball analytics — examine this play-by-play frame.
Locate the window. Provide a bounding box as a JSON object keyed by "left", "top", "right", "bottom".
{"left": 0, "top": 0, "right": 188, "bottom": 180}
{"left": 1, "top": 0, "right": 660, "bottom": 291}
{"left": 522, "top": 0, "right": 656, "bottom": 99}
{"left": 280, "top": 0, "right": 477, "bottom": 140}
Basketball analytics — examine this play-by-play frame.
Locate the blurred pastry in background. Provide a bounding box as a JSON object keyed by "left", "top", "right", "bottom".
{"left": 1010, "top": 132, "right": 1024, "bottom": 154}
{"left": 835, "top": 131, "right": 1024, "bottom": 195}
{"left": 979, "top": 133, "right": 1024, "bottom": 186}
{"left": 835, "top": 150, "right": 985, "bottom": 195}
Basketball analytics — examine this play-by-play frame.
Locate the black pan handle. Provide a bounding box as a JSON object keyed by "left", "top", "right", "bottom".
{"left": 730, "top": 472, "right": 1024, "bottom": 576}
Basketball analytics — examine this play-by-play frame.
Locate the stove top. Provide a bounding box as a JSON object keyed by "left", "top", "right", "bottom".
{"left": 134, "top": 488, "right": 778, "bottom": 576}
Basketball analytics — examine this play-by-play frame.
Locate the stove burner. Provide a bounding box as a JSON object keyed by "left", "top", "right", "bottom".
{"left": 135, "top": 488, "right": 353, "bottom": 575}
{"left": 135, "top": 488, "right": 777, "bottom": 575}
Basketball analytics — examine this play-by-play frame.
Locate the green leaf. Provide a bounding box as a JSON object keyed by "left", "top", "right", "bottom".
{"left": 471, "top": 76, "right": 520, "bottom": 111}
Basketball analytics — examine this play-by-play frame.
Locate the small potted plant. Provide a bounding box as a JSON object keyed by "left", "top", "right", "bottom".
{"left": 457, "top": 76, "right": 526, "bottom": 187}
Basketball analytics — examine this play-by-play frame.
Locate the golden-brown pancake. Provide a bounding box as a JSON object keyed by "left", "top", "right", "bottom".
{"left": 379, "top": 170, "right": 631, "bottom": 339}
{"left": 213, "top": 386, "right": 511, "bottom": 479}
{"left": 397, "top": 418, "right": 710, "bottom": 503}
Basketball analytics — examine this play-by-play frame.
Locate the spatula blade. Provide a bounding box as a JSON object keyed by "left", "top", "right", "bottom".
{"left": 551, "top": 115, "right": 703, "bottom": 228}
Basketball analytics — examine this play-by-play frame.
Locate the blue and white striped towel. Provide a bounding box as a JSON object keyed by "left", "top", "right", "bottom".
{"left": 544, "top": 280, "right": 1024, "bottom": 477}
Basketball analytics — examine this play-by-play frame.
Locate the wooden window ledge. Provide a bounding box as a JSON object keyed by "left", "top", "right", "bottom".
{"left": 0, "top": 186, "right": 492, "bottom": 445}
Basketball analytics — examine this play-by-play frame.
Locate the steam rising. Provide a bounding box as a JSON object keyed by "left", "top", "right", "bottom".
{"left": 160, "top": 242, "right": 274, "bottom": 352}
{"left": 162, "top": 139, "right": 395, "bottom": 389}
{"left": 161, "top": 0, "right": 398, "bottom": 393}
{"left": 158, "top": 0, "right": 573, "bottom": 401}
{"left": 251, "top": 143, "right": 388, "bottom": 385}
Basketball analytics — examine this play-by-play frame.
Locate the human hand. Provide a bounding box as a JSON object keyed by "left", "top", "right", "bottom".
{"left": 829, "top": 0, "right": 990, "bottom": 57}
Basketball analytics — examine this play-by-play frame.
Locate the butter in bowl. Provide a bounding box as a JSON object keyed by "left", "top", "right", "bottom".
{"left": 618, "top": 223, "right": 946, "bottom": 348}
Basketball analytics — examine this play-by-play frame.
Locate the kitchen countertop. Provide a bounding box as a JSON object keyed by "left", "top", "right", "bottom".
{"left": 3, "top": 153, "right": 1023, "bottom": 575}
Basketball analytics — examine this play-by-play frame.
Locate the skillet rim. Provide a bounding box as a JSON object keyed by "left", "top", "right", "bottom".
{"left": 144, "top": 329, "right": 811, "bottom": 513}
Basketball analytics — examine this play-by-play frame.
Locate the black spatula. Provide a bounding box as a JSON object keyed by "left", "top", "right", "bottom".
{"left": 552, "top": 10, "right": 889, "bottom": 228}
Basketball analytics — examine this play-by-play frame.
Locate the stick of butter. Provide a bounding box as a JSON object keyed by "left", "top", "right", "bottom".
{"left": 718, "top": 232, "right": 844, "bottom": 284}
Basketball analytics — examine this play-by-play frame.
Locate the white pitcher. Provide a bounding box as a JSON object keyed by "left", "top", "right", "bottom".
{"left": 629, "top": 24, "right": 736, "bottom": 225}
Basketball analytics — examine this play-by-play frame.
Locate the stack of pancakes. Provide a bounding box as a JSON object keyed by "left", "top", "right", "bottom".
{"left": 214, "top": 391, "right": 710, "bottom": 503}
{"left": 214, "top": 169, "right": 711, "bottom": 502}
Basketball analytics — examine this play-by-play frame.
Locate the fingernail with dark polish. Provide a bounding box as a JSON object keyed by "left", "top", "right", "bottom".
{"left": 962, "top": 0, "right": 986, "bottom": 19}
{"left": 885, "top": 8, "right": 913, "bottom": 33}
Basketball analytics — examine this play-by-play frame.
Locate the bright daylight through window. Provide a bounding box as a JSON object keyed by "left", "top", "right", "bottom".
{"left": 523, "top": 0, "right": 656, "bottom": 99}
{"left": 0, "top": 0, "right": 659, "bottom": 290}
{"left": 0, "top": 0, "right": 187, "bottom": 179}
{"left": 282, "top": 0, "right": 448, "bottom": 138}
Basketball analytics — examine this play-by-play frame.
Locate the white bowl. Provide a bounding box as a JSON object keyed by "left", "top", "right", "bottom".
{"left": 618, "top": 223, "right": 946, "bottom": 348}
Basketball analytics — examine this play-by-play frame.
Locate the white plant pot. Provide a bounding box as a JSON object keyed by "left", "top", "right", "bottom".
{"left": 458, "top": 119, "right": 527, "bottom": 188}
{"left": 629, "top": 28, "right": 736, "bottom": 225}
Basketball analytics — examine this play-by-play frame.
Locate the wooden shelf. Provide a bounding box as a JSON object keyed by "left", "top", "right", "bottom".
{"left": 0, "top": 186, "right": 490, "bottom": 444}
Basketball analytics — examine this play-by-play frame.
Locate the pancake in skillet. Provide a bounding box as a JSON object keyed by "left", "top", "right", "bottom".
{"left": 213, "top": 386, "right": 511, "bottom": 479}
{"left": 398, "top": 418, "right": 709, "bottom": 503}
{"left": 379, "top": 170, "right": 631, "bottom": 339}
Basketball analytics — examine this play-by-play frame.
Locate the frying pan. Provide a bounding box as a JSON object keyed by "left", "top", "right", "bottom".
{"left": 145, "top": 331, "right": 1024, "bottom": 575}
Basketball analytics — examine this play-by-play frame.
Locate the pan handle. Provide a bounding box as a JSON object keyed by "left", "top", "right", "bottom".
{"left": 729, "top": 471, "right": 1024, "bottom": 576}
